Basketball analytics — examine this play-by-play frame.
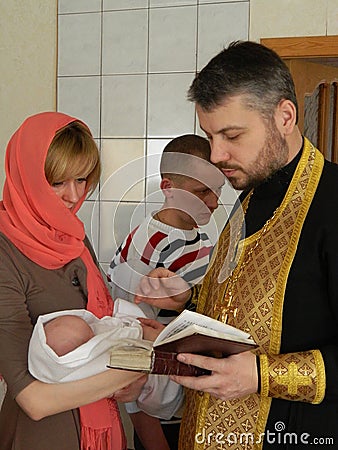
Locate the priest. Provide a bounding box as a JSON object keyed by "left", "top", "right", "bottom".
{"left": 135, "top": 40, "right": 338, "bottom": 449}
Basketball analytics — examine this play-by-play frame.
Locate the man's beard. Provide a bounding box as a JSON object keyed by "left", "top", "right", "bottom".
{"left": 217, "top": 121, "right": 289, "bottom": 191}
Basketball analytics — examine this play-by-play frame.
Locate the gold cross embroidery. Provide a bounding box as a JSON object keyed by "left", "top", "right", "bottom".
{"left": 225, "top": 414, "right": 236, "bottom": 427}
{"left": 214, "top": 302, "right": 238, "bottom": 323}
{"left": 275, "top": 362, "right": 311, "bottom": 395}
{"left": 251, "top": 312, "right": 260, "bottom": 326}
{"left": 241, "top": 419, "right": 252, "bottom": 432}
{"left": 210, "top": 411, "right": 218, "bottom": 421}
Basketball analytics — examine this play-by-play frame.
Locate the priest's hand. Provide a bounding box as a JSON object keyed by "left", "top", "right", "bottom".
{"left": 169, "top": 351, "right": 258, "bottom": 401}
{"left": 134, "top": 267, "right": 191, "bottom": 311}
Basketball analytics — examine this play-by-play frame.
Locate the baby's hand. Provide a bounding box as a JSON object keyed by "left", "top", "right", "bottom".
{"left": 138, "top": 317, "right": 165, "bottom": 341}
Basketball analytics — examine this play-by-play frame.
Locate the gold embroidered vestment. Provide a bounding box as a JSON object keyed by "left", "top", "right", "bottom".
{"left": 179, "top": 139, "right": 326, "bottom": 450}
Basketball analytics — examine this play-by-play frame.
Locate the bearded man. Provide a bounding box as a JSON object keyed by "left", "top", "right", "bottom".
{"left": 135, "top": 41, "right": 338, "bottom": 449}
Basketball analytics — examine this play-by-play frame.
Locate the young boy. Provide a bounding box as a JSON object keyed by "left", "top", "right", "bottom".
{"left": 108, "top": 135, "right": 225, "bottom": 450}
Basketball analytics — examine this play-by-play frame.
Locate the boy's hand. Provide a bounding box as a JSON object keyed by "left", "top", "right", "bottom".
{"left": 113, "top": 374, "right": 148, "bottom": 403}
{"left": 138, "top": 317, "right": 165, "bottom": 341}
{"left": 134, "top": 267, "right": 191, "bottom": 310}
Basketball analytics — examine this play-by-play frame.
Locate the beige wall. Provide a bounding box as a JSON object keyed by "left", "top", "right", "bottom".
{"left": 0, "top": 0, "right": 57, "bottom": 190}
{"left": 250, "top": 0, "right": 338, "bottom": 41}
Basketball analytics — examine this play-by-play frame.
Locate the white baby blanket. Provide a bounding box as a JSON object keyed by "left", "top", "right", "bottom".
{"left": 28, "top": 299, "right": 144, "bottom": 383}
{"left": 28, "top": 299, "right": 183, "bottom": 419}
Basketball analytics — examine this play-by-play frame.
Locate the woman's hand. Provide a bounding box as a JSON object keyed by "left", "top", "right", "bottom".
{"left": 113, "top": 374, "right": 148, "bottom": 403}
{"left": 134, "top": 268, "right": 191, "bottom": 311}
{"left": 138, "top": 317, "right": 166, "bottom": 341}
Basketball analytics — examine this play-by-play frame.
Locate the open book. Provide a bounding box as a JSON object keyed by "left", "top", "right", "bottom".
{"left": 108, "top": 309, "right": 257, "bottom": 376}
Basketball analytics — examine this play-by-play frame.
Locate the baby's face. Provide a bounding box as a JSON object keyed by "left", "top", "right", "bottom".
{"left": 44, "top": 315, "right": 94, "bottom": 356}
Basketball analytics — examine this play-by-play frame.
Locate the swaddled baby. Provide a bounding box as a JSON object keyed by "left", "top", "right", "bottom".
{"left": 28, "top": 299, "right": 184, "bottom": 420}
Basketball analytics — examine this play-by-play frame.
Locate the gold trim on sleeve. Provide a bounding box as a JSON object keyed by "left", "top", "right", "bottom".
{"left": 312, "top": 349, "right": 326, "bottom": 404}
{"left": 259, "top": 354, "right": 270, "bottom": 398}
{"left": 265, "top": 351, "right": 325, "bottom": 403}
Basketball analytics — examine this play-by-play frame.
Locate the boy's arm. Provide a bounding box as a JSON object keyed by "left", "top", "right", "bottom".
{"left": 130, "top": 412, "right": 170, "bottom": 450}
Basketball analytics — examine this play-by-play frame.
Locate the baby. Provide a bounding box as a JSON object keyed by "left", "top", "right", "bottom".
{"left": 43, "top": 313, "right": 159, "bottom": 357}
{"left": 29, "top": 300, "right": 148, "bottom": 383}
{"left": 44, "top": 314, "right": 95, "bottom": 356}
{"left": 28, "top": 301, "right": 184, "bottom": 421}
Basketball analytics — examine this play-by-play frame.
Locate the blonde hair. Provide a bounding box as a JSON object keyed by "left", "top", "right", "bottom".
{"left": 45, "top": 121, "right": 101, "bottom": 194}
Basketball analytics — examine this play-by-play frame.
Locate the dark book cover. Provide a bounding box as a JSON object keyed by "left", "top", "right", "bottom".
{"left": 108, "top": 310, "right": 257, "bottom": 377}
{"left": 155, "top": 332, "right": 257, "bottom": 356}
{"left": 150, "top": 333, "right": 257, "bottom": 376}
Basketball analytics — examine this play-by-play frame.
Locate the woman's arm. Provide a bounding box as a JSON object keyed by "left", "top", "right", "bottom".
{"left": 16, "top": 370, "right": 146, "bottom": 421}
{"left": 0, "top": 236, "right": 147, "bottom": 421}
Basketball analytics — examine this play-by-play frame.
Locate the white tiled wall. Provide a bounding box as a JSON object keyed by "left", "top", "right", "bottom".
{"left": 57, "top": 0, "right": 337, "bottom": 267}
{"left": 57, "top": 1, "right": 249, "bottom": 264}
{"left": 197, "top": 1, "right": 249, "bottom": 69}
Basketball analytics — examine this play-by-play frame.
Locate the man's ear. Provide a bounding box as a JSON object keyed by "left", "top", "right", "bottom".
{"left": 275, "top": 99, "right": 297, "bottom": 136}
{"left": 160, "top": 177, "right": 174, "bottom": 198}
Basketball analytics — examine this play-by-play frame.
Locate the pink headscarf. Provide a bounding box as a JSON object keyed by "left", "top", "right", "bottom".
{"left": 0, "top": 112, "right": 125, "bottom": 450}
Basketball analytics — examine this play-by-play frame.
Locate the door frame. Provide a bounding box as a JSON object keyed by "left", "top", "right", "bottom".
{"left": 260, "top": 36, "right": 338, "bottom": 60}
{"left": 261, "top": 36, "right": 338, "bottom": 162}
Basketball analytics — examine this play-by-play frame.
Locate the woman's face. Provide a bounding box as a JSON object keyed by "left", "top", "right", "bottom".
{"left": 51, "top": 177, "right": 87, "bottom": 211}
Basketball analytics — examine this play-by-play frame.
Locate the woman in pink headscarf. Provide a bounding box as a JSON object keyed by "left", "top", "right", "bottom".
{"left": 0, "top": 112, "right": 146, "bottom": 450}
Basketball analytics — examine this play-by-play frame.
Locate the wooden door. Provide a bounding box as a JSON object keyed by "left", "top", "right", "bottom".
{"left": 261, "top": 36, "right": 338, "bottom": 163}
{"left": 285, "top": 59, "right": 338, "bottom": 162}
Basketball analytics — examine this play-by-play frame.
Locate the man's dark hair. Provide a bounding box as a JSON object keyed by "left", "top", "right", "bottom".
{"left": 160, "top": 134, "right": 211, "bottom": 178}
{"left": 188, "top": 40, "right": 298, "bottom": 121}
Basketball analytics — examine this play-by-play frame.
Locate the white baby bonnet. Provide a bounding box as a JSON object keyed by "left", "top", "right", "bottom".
{"left": 28, "top": 299, "right": 145, "bottom": 383}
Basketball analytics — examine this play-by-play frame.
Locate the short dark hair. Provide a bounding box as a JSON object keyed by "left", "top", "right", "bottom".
{"left": 160, "top": 134, "right": 211, "bottom": 178}
{"left": 188, "top": 40, "right": 298, "bottom": 121}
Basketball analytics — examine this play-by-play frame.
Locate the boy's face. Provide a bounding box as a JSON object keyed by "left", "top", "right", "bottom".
{"left": 173, "top": 178, "right": 218, "bottom": 226}
{"left": 168, "top": 166, "right": 224, "bottom": 228}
